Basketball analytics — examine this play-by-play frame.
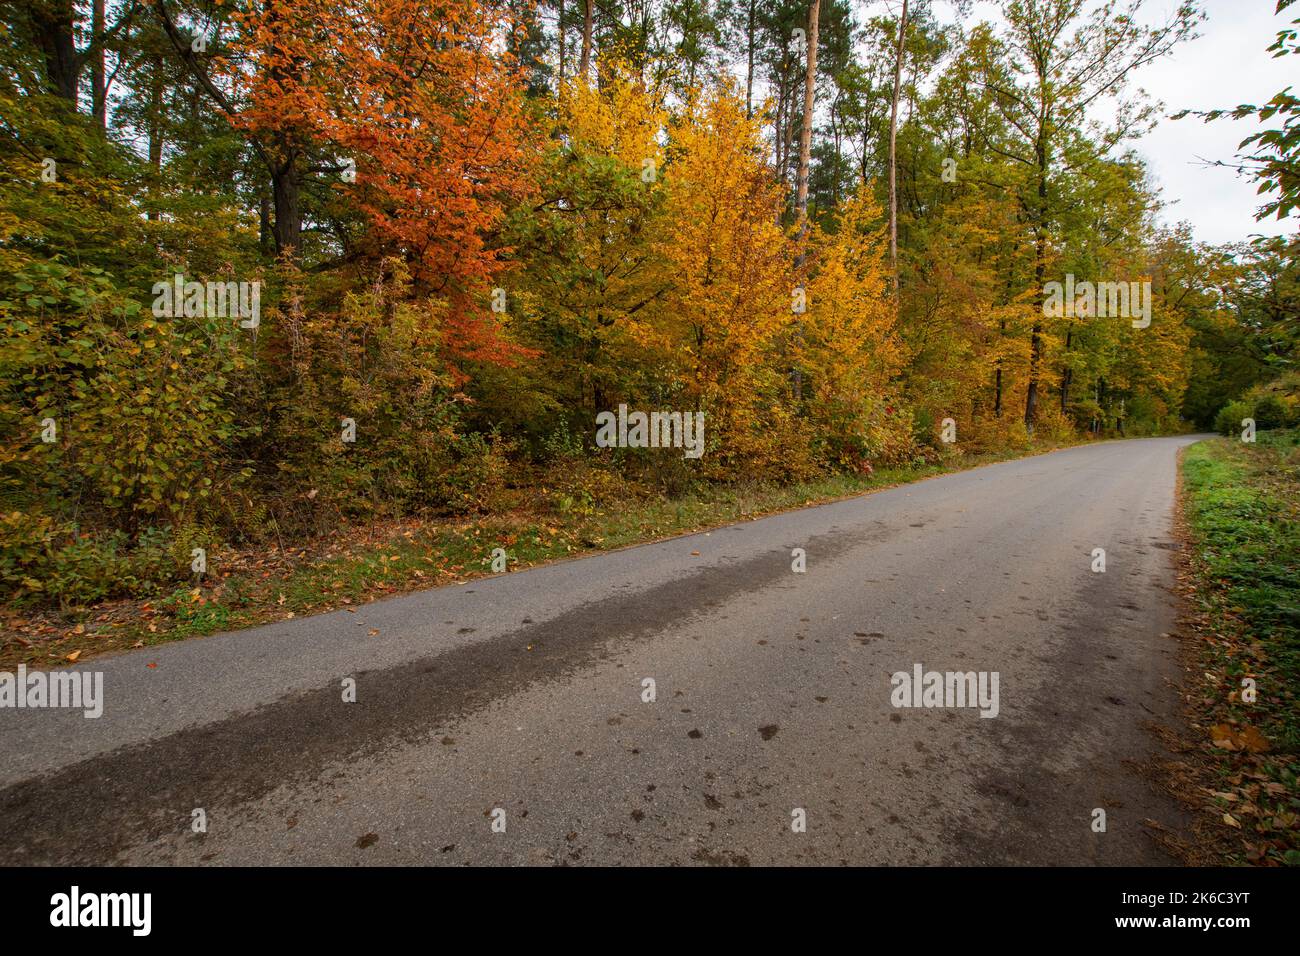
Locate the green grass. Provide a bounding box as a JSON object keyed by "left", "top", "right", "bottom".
{"left": 1183, "top": 431, "right": 1300, "bottom": 697}
{"left": 1181, "top": 428, "right": 1300, "bottom": 864}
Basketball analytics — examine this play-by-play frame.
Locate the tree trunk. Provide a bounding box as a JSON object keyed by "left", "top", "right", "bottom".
{"left": 1059, "top": 327, "right": 1073, "bottom": 412}
{"left": 994, "top": 316, "right": 1005, "bottom": 417}
{"left": 579, "top": 0, "right": 592, "bottom": 78}
{"left": 259, "top": 193, "right": 272, "bottom": 254}
{"left": 830, "top": 99, "right": 840, "bottom": 205}
{"left": 1024, "top": 326, "right": 1042, "bottom": 431}
{"left": 558, "top": 0, "right": 566, "bottom": 83}
{"left": 263, "top": 0, "right": 303, "bottom": 260}
{"left": 745, "top": 0, "right": 755, "bottom": 117}
{"left": 774, "top": 75, "right": 786, "bottom": 183}
{"left": 791, "top": 0, "right": 819, "bottom": 403}
{"left": 795, "top": 0, "right": 820, "bottom": 223}
{"left": 272, "top": 156, "right": 301, "bottom": 258}
{"left": 860, "top": 111, "right": 869, "bottom": 184}
{"left": 92, "top": 0, "right": 106, "bottom": 126}
{"left": 1025, "top": 134, "right": 1050, "bottom": 435}
{"left": 887, "top": 0, "right": 909, "bottom": 291}
{"left": 35, "top": 1, "right": 80, "bottom": 103}
{"left": 146, "top": 54, "right": 162, "bottom": 220}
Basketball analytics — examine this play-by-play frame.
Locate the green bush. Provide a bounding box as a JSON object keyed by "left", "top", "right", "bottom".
{"left": 0, "top": 519, "right": 198, "bottom": 608}
{"left": 432, "top": 432, "right": 513, "bottom": 514}
{"left": 543, "top": 453, "right": 647, "bottom": 515}
{"left": 1215, "top": 400, "right": 1255, "bottom": 437}
{"left": 1254, "top": 395, "right": 1289, "bottom": 430}
{"left": 0, "top": 510, "right": 61, "bottom": 599}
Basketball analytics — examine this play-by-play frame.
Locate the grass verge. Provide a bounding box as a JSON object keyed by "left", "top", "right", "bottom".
{"left": 1175, "top": 428, "right": 1299, "bottom": 865}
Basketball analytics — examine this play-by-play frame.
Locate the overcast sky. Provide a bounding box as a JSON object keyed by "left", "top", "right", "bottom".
{"left": 942, "top": 0, "right": 1296, "bottom": 246}
{"left": 1124, "top": 0, "right": 1294, "bottom": 245}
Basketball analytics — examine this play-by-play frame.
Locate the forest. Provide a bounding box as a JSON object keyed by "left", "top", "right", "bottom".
{"left": 1, "top": 0, "right": 1297, "bottom": 610}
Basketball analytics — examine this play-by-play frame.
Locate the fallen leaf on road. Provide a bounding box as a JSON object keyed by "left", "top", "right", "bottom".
{"left": 64, "top": 650, "right": 81, "bottom": 662}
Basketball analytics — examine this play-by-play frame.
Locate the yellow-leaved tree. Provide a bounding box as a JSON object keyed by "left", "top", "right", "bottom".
{"left": 656, "top": 86, "right": 806, "bottom": 478}
{"left": 800, "top": 185, "right": 909, "bottom": 468}
{"left": 503, "top": 61, "right": 670, "bottom": 421}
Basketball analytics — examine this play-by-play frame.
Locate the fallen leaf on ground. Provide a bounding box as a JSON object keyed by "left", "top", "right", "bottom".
{"left": 1239, "top": 725, "right": 1271, "bottom": 753}
{"left": 1209, "top": 723, "right": 1271, "bottom": 753}
{"left": 1210, "top": 724, "right": 1239, "bottom": 750}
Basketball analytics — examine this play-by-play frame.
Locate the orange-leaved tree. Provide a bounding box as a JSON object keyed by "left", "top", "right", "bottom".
{"left": 229, "top": 0, "right": 539, "bottom": 368}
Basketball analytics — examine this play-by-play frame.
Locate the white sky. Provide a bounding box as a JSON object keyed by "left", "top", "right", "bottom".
{"left": 933, "top": 0, "right": 1297, "bottom": 246}
{"left": 1126, "top": 0, "right": 1295, "bottom": 244}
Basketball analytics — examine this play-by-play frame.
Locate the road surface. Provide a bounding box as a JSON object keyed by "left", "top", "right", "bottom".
{"left": 0, "top": 436, "right": 1204, "bottom": 865}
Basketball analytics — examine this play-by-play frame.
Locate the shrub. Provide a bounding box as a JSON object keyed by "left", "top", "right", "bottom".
{"left": 542, "top": 454, "right": 645, "bottom": 516}
{"left": 0, "top": 520, "right": 195, "bottom": 608}
{"left": 1215, "top": 400, "right": 1255, "bottom": 437}
{"left": 0, "top": 260, "right": 253, "bottom": 527}
{"left": 1254, "top": 395, "right": 1289, "bottom": 430}
{"left": 432, "top": 432, "right": 514, "bottom": 514}
{"left": 0, "top": 510, "right": 61, "bottom": 601}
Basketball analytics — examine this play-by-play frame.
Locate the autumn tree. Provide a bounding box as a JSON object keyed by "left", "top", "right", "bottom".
{"left": 971, "top": 0, "right": 1202, "bottom": 432}
{"left": 659, "top": 84, "right": 805, "bottom": 476}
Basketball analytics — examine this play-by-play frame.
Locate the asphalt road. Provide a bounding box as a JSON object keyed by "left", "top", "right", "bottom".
{"left": 0, "top": 436, "right": 1205, "bottom": 865}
